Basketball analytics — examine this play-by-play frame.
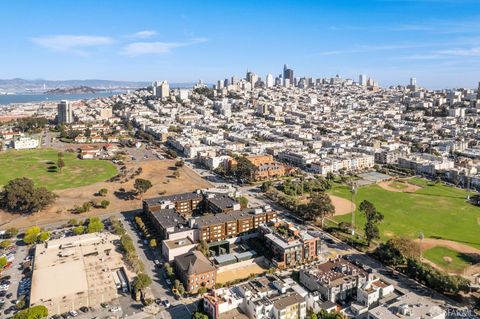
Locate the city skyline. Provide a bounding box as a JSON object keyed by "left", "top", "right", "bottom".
{"left": 1, "top": 0, "right": 480, "bottom": 88}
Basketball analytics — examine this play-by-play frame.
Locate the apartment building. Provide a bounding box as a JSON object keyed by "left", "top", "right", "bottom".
{"left": 398, "top": 153, "right": 454, "bottom": 176}
{"left": 278, "top": 151, "right": 319, "bottom": 167}
{"left": 246, "top": 155, "right": 287, "bottom": 181}
{"left": 299, "top": 257, "right": 368, "bottom": 303}
{"left": 310, "top": 153, "right": 374, "bottom": 175}
{"left": 193, "top": 207, "right": 277, "bottom": 243}
{"left": 143, "top": 192, "right": 204, "bottom": 216}
{"left": 259, "top": 222, "right": 322, "bottom": 268}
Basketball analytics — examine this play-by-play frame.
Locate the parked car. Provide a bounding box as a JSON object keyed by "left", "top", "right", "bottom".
{"left": 109, "top": 306, "right": 121, "bottom": 312}
{"left": 69, "top": 310, "right": 78, "bottom": 317}
{"left": 163, "top": 300, "right": 171, "bottom": 308}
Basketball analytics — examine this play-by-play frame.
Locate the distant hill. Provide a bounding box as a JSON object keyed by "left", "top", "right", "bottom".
{"left": 0, "top": 78, "right": 198, "bottom": 93}
{"left": 45, "top": 86, "right": 103, "bottom": 94}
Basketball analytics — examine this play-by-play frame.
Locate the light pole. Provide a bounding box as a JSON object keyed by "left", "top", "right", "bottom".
{"left": 419, "top": 232, "right": 424, "bottom": 260}
{"left": 351, "top": 181, "right": 357, "bottom": 236}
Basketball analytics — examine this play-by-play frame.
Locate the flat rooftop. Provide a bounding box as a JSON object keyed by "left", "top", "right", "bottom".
{"left": 30, "top": 233, "right": 124, "bottom": 307}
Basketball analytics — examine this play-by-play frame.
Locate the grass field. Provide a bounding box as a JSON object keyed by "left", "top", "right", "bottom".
{"left": 423, "top": 246, "right": 472, "bottom": 273}
{"left": 329, "top": 178, "right": 480, "bottom": 249}
{"left": 0, "top": 149, "right": 117, "bottom": 191}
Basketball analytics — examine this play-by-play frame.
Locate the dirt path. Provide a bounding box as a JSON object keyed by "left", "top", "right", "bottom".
{"left": 329, "top": 194, "right": 355, "bottom": 216}
{"left": 0, "top": 159, "right": 212, "bottom": 229}
{"left": 378, "top": 180, "right": 421, "bottom": 193}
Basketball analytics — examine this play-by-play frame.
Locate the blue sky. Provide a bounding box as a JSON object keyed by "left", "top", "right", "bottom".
{"left": 1, "top": 0, "right": 480, "bottom": 88}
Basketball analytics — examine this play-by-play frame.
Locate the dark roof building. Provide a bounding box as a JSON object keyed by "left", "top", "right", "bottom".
{"left": 174, "top": 251, "right": 217, "bottom": 293}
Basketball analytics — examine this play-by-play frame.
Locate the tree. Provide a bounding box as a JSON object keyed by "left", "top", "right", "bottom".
{"left": 0, "top": 256, "right": 7, "bottom": 268}
{"left": 175, "top": 160, "right": 184, "bottom": 168}
{"left": 134, "top": 178, "right": 152, "bottom": 197}
{"left": 174, "top": 279, "right": 185, "bottom": 296}
{"left": 0, "top": 178, "right": 56, "bottom": 214}
{"left": 98, "top": 188, "right": 108, "bottom": 197}
{"left": 0, "top": 240, "right": 12, "bottom": 249}
{"left": 236, "top": 196, "right": 248, "bottom": 209}
{"left": 5, "top": 227, "right": 19, "bottom": 238}
{"left": 197, "top": 287, "right": 208, "bottom": 295}
{"left": 149, "top": 239, "right": 157, "bottom": 248}
{"left": 87, "top": 217, "right": 104, "bottom": 233}
{"left": 306, "top": 192, "right": 335, "bottom": 228}
{"left": 100, "top": 199, "right": 110, "bottom": 209}
{"left": 359, "top": 200, "right": 384, "bottom": 246}
{"left": 197, "top": 240, "right": 210, "bottom": 257}
{"left": 23, "top": 226, "right": 41, "bottom": 245}
{"left": 73, "top": 226, "right": 85, "bottom": 235}
{"left": 132, "top": 273, "right": 152, "bottom": 291}
{"left": 193, "top": 312, "right": 209, "bottom": 319}
{"left": 37, "top": 232, "right": 50, "bottom": 243}
{"left": 57, "top": 152, "right": 65, "bottom": 172}
{"left": 364, "top": 222, "right": 380, "bottom": 246}
{"left": 233, "top": 156, "right": 256, "bottom": 183}
{"left": 13, "top": 305, "right": 48, "bottom": 319}
{"left": 67, "top": 218, "right": 78, "bottom": 226}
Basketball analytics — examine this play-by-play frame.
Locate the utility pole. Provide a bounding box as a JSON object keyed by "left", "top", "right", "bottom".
{"left": 350, "top": 181, "right": 357, "bottom": 236}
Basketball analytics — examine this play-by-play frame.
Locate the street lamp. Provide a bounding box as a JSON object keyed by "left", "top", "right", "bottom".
{"left": 419, "top": 232, "right": 424, "bottom": 260}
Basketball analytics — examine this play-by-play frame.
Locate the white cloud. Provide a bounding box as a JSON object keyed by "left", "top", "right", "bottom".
{"left": 32, "top": 35, "right": 113, "bottom": 55}
{"left": 121, "top": 38, "right": 207, "bottom": 56}
{"left": 132, "top": 30, "right": 157, "bottom": 39}
{"left": 437, "top": 47, "right": 480, "bottom": 56}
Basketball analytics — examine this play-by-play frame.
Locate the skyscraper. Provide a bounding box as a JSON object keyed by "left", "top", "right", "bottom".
{"left": 246, "top": 71, "right": 258, "bottom": 87}
{"left": 477, "top": 82, "right": 480, "bottom": 100}
{"left": 57, "top": 100, "right": 72, "bottom": 124}
{"left": 410, "top": 77, "right": 417, "bottom": 86}
{"left": 266, "top": 73, "right": 274, "bottom": 88}
{"left": 359, "top": 74, "right": 367, "bottom": 86}
{"left": 283, "top": 64, "right": 294, "bottom": 86}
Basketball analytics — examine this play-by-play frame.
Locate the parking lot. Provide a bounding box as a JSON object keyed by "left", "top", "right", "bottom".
{"left": 0, "top": 237, "right": 33, "bottom": 317}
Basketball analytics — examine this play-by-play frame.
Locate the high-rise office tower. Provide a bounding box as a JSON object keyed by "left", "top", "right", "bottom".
{"left": 477, "top": 82, "right": 480, "bottom": 100}
{"left": 410, "top": 77, "right": 417, "bottom": 86}
{"left": 247, "top": 71, "right": 258, "bottom": 87}
{"left": 359, "top": 74, "right": 367, "bottom": 86}
{"left": 266, "top": 74, "right": 274, "bottom": 88}
{"left": 57, "top": 100, "right": 73, "bottom": 124}
{"left": 283, "top": 64, "right": 294, "bottom": 86}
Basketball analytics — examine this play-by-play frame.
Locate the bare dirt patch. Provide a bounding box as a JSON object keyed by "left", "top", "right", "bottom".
{"left": 329, "top": 194, "right": 355, "bottom": 216}
{"left": 0, "top": 159, "right": 212, "bottom": 229}
{"left": 378, "top": 180, "right": 421, "bottom": 193}
{"left": 216, "top": 262, "right": 268, "bottom": 284}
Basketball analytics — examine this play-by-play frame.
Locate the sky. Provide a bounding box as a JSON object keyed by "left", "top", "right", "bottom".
{"left": 1, "top": 0, "right": 480, "bottom": 89}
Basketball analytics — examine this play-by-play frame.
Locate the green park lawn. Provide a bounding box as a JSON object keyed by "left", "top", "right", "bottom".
{"left": 0, "top": 149, "right": 117, "bottom": 191}
{"left": 423, "top": 246, "right": 473, "bottom": 273}
{"left": 329, "top": 179, "right": 480, "bottom": 249}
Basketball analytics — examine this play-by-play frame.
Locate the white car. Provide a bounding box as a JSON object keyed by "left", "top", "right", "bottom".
{"left": 163, "top": 300, "right": 171, "bottom": 308}
{"left": 0, "top": 284, "right": 9, "bottom": 290}
{"left": 110, "top": 306, "right": 121, "bottom": 312}
{"left": 69, "top": 310, "right": 78, "bottom": 317}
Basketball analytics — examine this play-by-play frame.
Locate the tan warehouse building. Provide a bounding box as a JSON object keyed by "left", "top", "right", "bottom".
{"left": 30, "top": 233, "right": 131, "bottom": 315}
